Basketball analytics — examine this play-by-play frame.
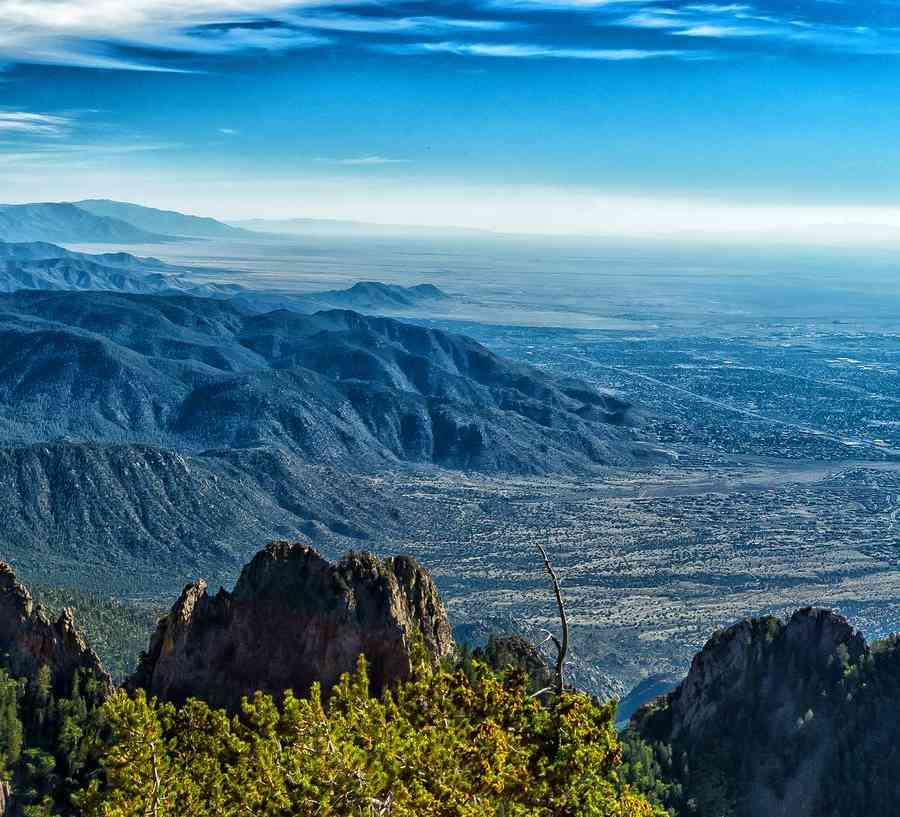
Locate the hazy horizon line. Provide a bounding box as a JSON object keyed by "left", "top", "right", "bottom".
{"left": 6, "top": 192, "right": 900, "bottom": 248}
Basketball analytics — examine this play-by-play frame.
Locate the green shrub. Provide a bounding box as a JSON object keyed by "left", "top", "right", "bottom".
{"left": 76, "top": 646, "right": 660, "bottom": 817}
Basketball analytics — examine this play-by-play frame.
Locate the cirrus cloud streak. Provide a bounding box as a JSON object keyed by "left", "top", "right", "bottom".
{"left": 1, "top": 0, "right": 900, "bottom": 71}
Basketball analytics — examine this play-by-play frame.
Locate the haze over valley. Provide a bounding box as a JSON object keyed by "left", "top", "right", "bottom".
{"left": 0, "top": 200, "right": 897, "bottom": 704}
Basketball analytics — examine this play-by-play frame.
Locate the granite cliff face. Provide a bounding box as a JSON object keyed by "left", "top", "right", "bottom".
{"left": 633, "top": 608, "right": 876, "bottom": 817}
{"left": 0, "top": 562, "right": 112, "bottom": 697}
{"left": 667, "top": 607, "right": 866, "bottom": 745}
{"left": 131, "top": 541, "right": 454, "bottom": 710}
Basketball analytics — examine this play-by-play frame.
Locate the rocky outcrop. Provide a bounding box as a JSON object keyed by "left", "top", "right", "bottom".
{"left": 666, "top": 607, "right": 866, "bottom": 744}
{"left": 0, "top": 562, "right": 112, "bottom": 697}
{"left": 632, "top": 608, "right": 874, "bottom": 817}
{"left": 131, "top": 541, "right": 454, "bottom": 710}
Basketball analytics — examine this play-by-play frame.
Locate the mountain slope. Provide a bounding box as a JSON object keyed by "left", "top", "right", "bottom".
{"left": 0, "top": 203, "right": 177, "bottom": 243}
{"left": 0, "top": 290, "right": 650, "bottom": 473}
{"left": 234, "top": 282, "right": 450, "bottom": 315}
{"left": 75, "top": 199, "right": 251, "bottom": 239}
{"left": 0, "top": 257, "right": 240, "bottom": 297}
{"left": 0, "top": 239, "right": 170, "bottom": 270}
{"left": 299, "top": 281, "right": 448, "bottom": 311}
{"left": 0, "top": 442, "right": 408, "bottom": 596}
{"left": 0, "top": 240, "right": 449, "bottom": 316}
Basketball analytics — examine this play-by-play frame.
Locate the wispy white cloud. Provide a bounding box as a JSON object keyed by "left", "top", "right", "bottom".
{"left": 0, "top": 111, "right": 73, "bottom": 136}
{"left": 0, "top": 109, "right": 180, "bottom": 178}
{"left": 611, "top": 2, "right": 900, "bottom": 56}
{"left": 286, "top": 12, "right": 516, "bottom": 33}
{"left": 620, "top": 11, "right": 684, "bottom": 29}
{"left": 3, "top": 0, "right": 900, "bottom": 71}
{"left": 0, "top": 50, "right": 195, "bottom": 72}
{"left": 0, "top": 0, "right": 332, "bottom": 69}
{"left": 381, "top": 41, "right": 703, "bottom": 60}
{"left": 675, "top": 23, "right": 765, "bottom": 37}
{"left": 418, "top": 17, "right": 516, "bottom": 31}
{"left": 0, "top": 108, "right": 177, "bottom": 168}
{"left": 0, "top": 5, "right": 519, "bottom": 70}
{"left": 219, "top": 128, "right": 238, "bottom": 135}
{"left": 684, "top": 4, "right": 752, "bottom": 12}
{"left": 0, "top": 140, "right": 180, "bottom": 172}
{"left": 0, "top": 0, "right": 322, "bottom": 43}
{"left": 159, "top": 25, "right": 328, "bottom": 53}
{"left": 486, "top": 0, "right": 644, "bottom": 8}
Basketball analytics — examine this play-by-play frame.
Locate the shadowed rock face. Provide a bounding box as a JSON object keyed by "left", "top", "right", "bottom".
{"left": 0, "top": 563, "right": 112, "bottom": 697}
{"left": 667, "top": 607, "right": 866, "bottom": 744}
{"left": 633, "top": 608, "right": 871, "bottom": 817}
{"left": 131, "top": 541, "right": 454, "bottom": 710}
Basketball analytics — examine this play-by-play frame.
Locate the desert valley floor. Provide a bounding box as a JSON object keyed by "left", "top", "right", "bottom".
{"left": 37, "top": 234, "right": 898, "bottom": 697}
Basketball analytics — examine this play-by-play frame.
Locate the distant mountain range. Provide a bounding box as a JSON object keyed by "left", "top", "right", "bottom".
{"left": 303, "top": 281, "right": 446, "bottom": 310}
{"left": 234, "top": 281, "right": 450, "bottom": 314}
{"left": 74, "top": 199, "right": 254, "bottom": 239}
{"left": 0, "top": 238, "right": 240, "bottom": 297}
{"left": 0, "top": 200, "right": 252, "bottom": 244}
{"left": 0, "top": 199, "right": 654, "bottom": 607}
{"left": 0, "top": 203, "right": 176, "bottom": 244}
{"left": 0, "top": 240, "right": 450, "bottom": 311}
{"left": 1, "top": 199, "right": 493, "bottom": 244}
{"left": 0, "top": 239, "right": 166, "bottom": 268}
{"left": 0, "top": 289, "right": 642, "bottom": 472}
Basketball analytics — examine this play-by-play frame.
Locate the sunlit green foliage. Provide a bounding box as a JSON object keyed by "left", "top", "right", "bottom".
{"left": 76, "top": 646, "right": 659, "bottom": 817}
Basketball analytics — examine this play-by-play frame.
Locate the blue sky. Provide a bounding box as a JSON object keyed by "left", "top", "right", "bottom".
{"left": 3, "top": 0, "right": 900, "bottom": 238}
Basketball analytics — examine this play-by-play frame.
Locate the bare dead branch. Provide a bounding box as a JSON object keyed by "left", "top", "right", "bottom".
{"left": 528, "top": 686, "right": 555, "bottom": 700}
{"left": 536, "top": 542, "right": 569, "bottom": 695}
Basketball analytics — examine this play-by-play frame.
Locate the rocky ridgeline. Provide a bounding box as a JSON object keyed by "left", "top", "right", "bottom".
{"left": 0, "top": 543, "right": 455, "bottom": 715}
{"left": 666, "top": 607, "right": 866, "bottom": 744}
{"left": 633, "top": 607, "right": 893, "bottom": 817}
{"left": 130, "top": 541, "right": 454, "bottom": 710}
{"left": 0, "top": 562, "right": 112, "bottom": 697}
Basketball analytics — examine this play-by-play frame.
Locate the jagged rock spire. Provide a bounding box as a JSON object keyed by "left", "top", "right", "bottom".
{"left": 0, "top": 562, "right": 112, "bottom": 696}
{"left": 130, "top": 541, "right": 454, "bottom": 711}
